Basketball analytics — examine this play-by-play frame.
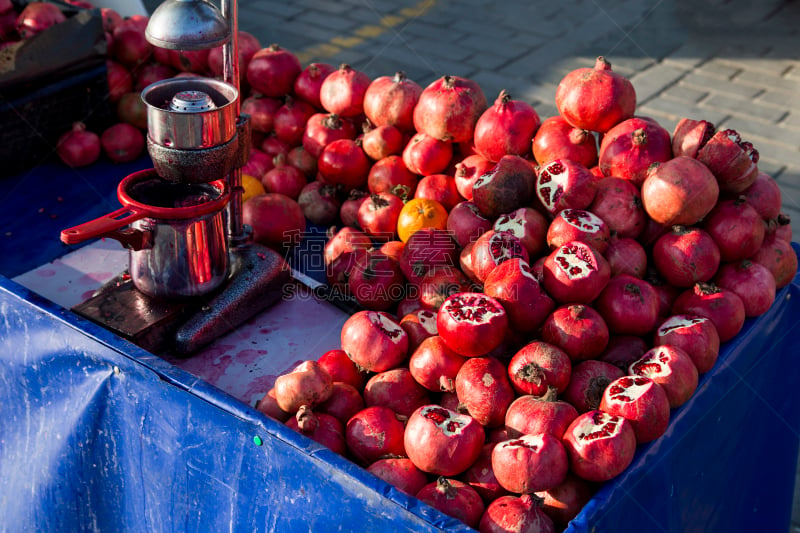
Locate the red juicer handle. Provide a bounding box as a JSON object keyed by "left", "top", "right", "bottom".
{"left": 60, "top": 206, "right": 149, "bottom": 248}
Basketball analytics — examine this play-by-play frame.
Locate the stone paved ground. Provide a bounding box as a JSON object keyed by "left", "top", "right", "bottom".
{"left": 232, "top": 0, "right": 800, "bottom": 529}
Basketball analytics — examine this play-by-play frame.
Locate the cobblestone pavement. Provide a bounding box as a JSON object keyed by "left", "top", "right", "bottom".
{"left": 230, "top": 0, "right": 800, "bottom": 528}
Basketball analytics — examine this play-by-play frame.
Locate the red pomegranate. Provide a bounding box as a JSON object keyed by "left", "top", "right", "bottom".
{"left": 470, "top": 230, "right": 530, "bottom": 284}
{"left": 702, "top": 196, "right": 766, "bottom": 262}
{"left": 285, "top": 406, "right": 346, "bottom": 454}
{"left": 597, "top": 335, "right": 649, "bottom": 372}
{"left": 593, "top": 274, "right": 660, "bottom": 336}
{"left": 273, "top": 97, "right": 316, "bottom": 146}
{"left": 507, "top": 341, "right": 572, "bottom": 396}
{"left": 629, "top": 345, "right": 699, "bottom": 408}
{"left": 366, "top": 457, "right": 428, "bottom": 496}
{"left": 454, "top": 153, "right": 495, "bottom": 201}
{"left": 357, "top": 192, "right": 404, "bottom": 241}
{"left": 561, "top": 410, "right": 637, "bottom": 482}
{"left": 483, "top": 258, "right": 555, "bottom": 334}
{"left": 261, "top": 156, "right": 307, "bottom": 200}
{"left": 402, "top": 132, "right": 453, "bottom": 176}
{"left": 472, "top": 154, "right": 537, "bottom": 218}
{"left": 535, "top": 159, "right": 597, "bottom": 216}
{"left": 272, "top": 360, "right": 333, "bottom": 413}
{"left": 316, "top": 382, "right": 364, "bottom": 425}
{"left": 671, "top": 117, "right": 715, "bottom": 158}
{"left": 319, "top": 63, "right": 371, "bottom": 117}
{"left": 345, "top": 406, "right": 406, "bottom": 465}
{"left": 738, "top": 171, "right": 782, "bottom": 220}
{"left": 751, "top": 233, "right": 799, "bottom": 289}
{"left": 437, "top": 293, "right": 509, "bottom": 358}
{"left": 317, "top": 138, "right": 370, "bottom": 190}
{"left": 455, "top": 356, "right": 516, "bottom": 427}
{"left": 348, "top": 251, "right": 406, "bottom": 311}
{"left": 361, "top": 123, "right": 405, "bottom": 160}
{"left": 599, "top": 375, "right": 671, "bottom": 443}
{"left": 605, "top": 236, "right": 648, "bottom": 278}
{"left": 562, "top": 360, "right": 624, "bottom": 414}
{"left": 367, "top": 154, "right": 418, "bottom": 199}
{"left": 256, "top": 388, "right": 290, "bottom": 422}
{"left": 416, "top": 477, "right": 485, "bottom": 529}
{"left": 671, "top": 282, "right": 746, "bottom": 343}
{"left": 462, "top": 443, "right": 509, "bottom": 504}
{"left": 546, "top": 209, "right": 610, "bottom": 254}
{"left": 541, "top": 304, "right": 609, "bottom": 362}
{"left": 505, "top": 389, "right": 579, "bottom": 440}
{"left": 598, "top": 116, "right": 673, "bottom": 187}
{"left": 446, "top": 201, "right": 494, "bottom": 248}
{"left": 713, "top": 259, "right": 776, "bottom": 317}
{"left": 652, "top": 225, "right": 721, "bottom": 288}
{"left": 493, "top": 206, "right": 549, "bottom": 259}
{"left": 297, "top": 181, "right": 340, "bottom": 226}
{"left": 413, "top": 75, "right": 488, "bottom": 143}
{"left": 208, "top": 31, "right": 262, "bottom": 88}
{"left": 588, "top": 176, "right": 646, "bottom": 239}
{"left": 541, "top": 241, "right": 611, "bottom": 304}
{"left": 407, "top": 335, "right": 466, "bottom": 393}
{"left": 363, "top": 368, "right": 430, "bottom": 418}
{"left": 698, "top": 128, "right": 760, "bottom": 193}
{"left": 532, "top": 115, "right": 598, "bottom": 168}
{"left": 100, "top": 123, "right": 144, "bottom": 163}
{"left": 536, "top": 473, "right": 596, "bottom": 530}
{"left": 473, "top": 89, "right": 542, "bottom": 162}
{"left": 105, "top": 60, "right": 132, "bottom": 103}
{"left": 555, "top": 56, "right": 636, "bottom": 133}
{"left": 56, "top": 122, "right": 101, "bottom": 168}
{"left": 340, "top": 310, "right": 409, "bottom": 373}
{"left": 363, "top": 71, "right": 422, "bottom": 132}
{"left": 302, "top": 113, "right": 358, "bottom": 158}
{"left": 491, "top": 433, "right": 569, "bottom": 493}
{"left": 317, "top": 348, "right": 366, "bottom": 391}
{"left": 292, "top": 62, "right": 335, "bottom": 110}
{"left": 246, "top": 44, "right": 301, "bottom": 98}
{"left": 403, "top": 404, "right": 485, "bottom": 476}
{"left": 654, "top": 315, "right": 720, "bottom": 374}
{"left": 641, "top": 156, "right": 720, "bottom": 227}
{"left": 479, "top": 494, "right": 556, "bottom": 533}
{"left": 399, "top": 228, "right": 460, "bottom": 285}
{"left": 414, "top": 174, "right": 462, "bottom": 212}
{"left": 242, "top": 193, "right": 305, "bottom": 251}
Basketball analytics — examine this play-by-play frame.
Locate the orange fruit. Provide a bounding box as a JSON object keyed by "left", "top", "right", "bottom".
{"left": 397, "top": 197, "right": 449, "bottom": 243}
{"left": 241, "top": 173, "right": 266, "bottom": 203}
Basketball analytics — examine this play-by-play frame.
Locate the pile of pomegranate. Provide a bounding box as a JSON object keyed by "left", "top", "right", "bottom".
{"left": 246, "top": 48, "right": 797, "bottom": 532}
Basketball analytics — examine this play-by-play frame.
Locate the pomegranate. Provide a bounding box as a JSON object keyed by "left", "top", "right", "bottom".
{"left": 535, "top": 159, "right": 597, "bottom": 216}
{"left": 447, "top": 201, "right": 494, "bottom": 248}
{"left": 413, "top": 75, "right": 488, "bottom": 143}
{"left": 562, "top": 410, "right": 637, "bottom": 482}
{"left": 340, "top": 310, "right": 409, "bottom": 373}
{"left": 454, "top": 154, "right": 494, "bottom": 201}
{"left": 713, "top": 260, "right": 776, "bottom": 317}
{"left": 599, "top": 375, "right": 670, "bottom": 443}
{"left": 242, "top": 193, "right": 305, "bottom": 250}
{"left": 546, "top": 209, "right": 610, "bottom": 254}
{"left": 507, "top": 341, "right": 571, "bottom": 396}
{"left": 541, "top": 304, "right": 609, "bottom": 363}
{"left": 414, "top": 174, "right": 462, "bottom": 212}
{"left": 470, "top": 230, "right": 530, "bottom": 283}
{"left": 317, "top": 348, "right": 366, "bottom": 391}
{"left": 462, "top": 443, "right": 509, "bottom": 504}
{"left": 399, "top": 228, "right": 460, "bottom": 286}
{"left": 319, "top": 63, "right": 371, "bottom": 117}
{"left": 400, "top": 309, "right": 439, "bottom": 353}
{"left": 366, "top": 457, "right": 428, "bottom": 496}
{"left": 555, "top": 56, "right": 636, "bottom": 133}
{"left": 357, "top": 192, "right": 404, "bottom": 242}
{"left": 479, "top": 494, "right": 556, "bottom": 533}
{"left": 598, "top": 116, "right": 673, "bottom": 187}
{"left": 293, "top": 62, "right": 335, "bottom": 109}
{"left": 133, "top": 62, "right": 176, "bottom": 92}
{"left": 247, "top": 44, "right": 301, "bottom": 98}
{"left": 416, "top": 477, "right": 485, "bottom": 529}
{"left": 261, "top": 156, "right": 307, "bottom": 199}
{"left": 703, "top": 196, "right": 766, "bottom": 262}
{"left": 629, "top": 345, "right": 699, "bottom": 408}
{"left": 363, "top": 368, "right": 430, "bottom": 418}
{"left": 752, "top": 234, "right": 798, "bottom": 289}
{"left": 473, "top": 90, "right": 541, "bottom": 162}
{"left": 738, "top": 171, "right": 782, "bottom": 220}
{"left": 542, "top": 241, "right": 611, "bottom": 304}
{"left": 563, "top": 360, "right": 624, "bottom": 414}
{"left": 588, "top": 177, "right": 646, "bottom": 239}
{"left": 172, "top": 48, "right": 209, "bottom": 74}
{"left": 285, "top": 406, "right": 346, "bottom": 454}
{"left": 417, "top": 266, "right": 472, "bottom": 311}
{"left": 302, "top": 113, "right": 358, "bottom": 158}
{"left": 698, "top": 128, "right": 760, "bottom": 193}
{"left": 345, "top": 406, "right": 406, "bottom": 465}
{"left": 404, "top": 404, "right": 485, "bottom": 476}
{"left": 491, "top": 433, "right": 569, "bottom": 494}
{"left": 56, "top": 122, "right": 101, "bottom": 168}
{"left": 472, "top": 154, "right": 537, "bottom": 218}
{"left": 604, "top": 236, "right": 648, "bottom": 278}
{"left": 273, "top": 97, "right": 316, "bottom": 146}
{"left": 597, "top": 335, "right": 649, "bottom": 372}
{"left": 460, "top": 242, "right": 480, "bottom": 284}
{"left": 363, "top": 71, "right": 422, "bottom": 132}
{"left": 316, "top": 382, "right": 364, "bottom": 424}
{"left": 532, "top": 115, "right": 598, "bottom": 168}
{"left": 771, "top": 213, "right": 793, "bottom": 242}
{"left": 105, "top": 60, "right": 132, "bottom": 103}
{"left": 256, "top": 388, "right": 291, "bottom": 422}
{"left": 671, "top": 118, "right": 715, "bottom": 158}
{"left": 361, "top": 123, "right": 405, "bottom": 160}
{"left": 536, "top": 473, "right": 596, "bottom": 529}
{"left": 297, "top": 181, "right": 340, "bottom": 226}
{"left": 493, "top": 206, "right": 550, "bottom": 259}
{"left": 272, "top": 360, "right": 333, "bottom": 413}
{"left": 455, "top": 356, "right": 516, "bottom": 427}
{"left": 348, "top": 251, "right": 406, "bottom": 311}
{"left": 116, "top": 92, "right": 147, "bottom": 130}
{"left": 260, "top": 134, "right": 290, "bottom": 161}
{"left": 641, "top": 156, "right": 720, "bottom": 226}
{"left": 110, "top": 22, "right": 153, "bottom": 68}
{"left": 408, "top": 335, "right": 466, "bottom": 393}
{"left": 654, "top": 315, "right": 720, "bottom": 374}
{"left": 366, "top": 155, "right": 417, "bottom": 200}
{"left": 318, "top": 138, "right": 370, "bottom": 191}
{"left": 672, "top": 282, "right": 746, "bottom": 343}
{"left": 100, "top": 123, "right": 144, "bottom": 163}
{"left": 483, "top": 258, "right": 555, "bottom": 334}
{"left": 402, "top": 132, "right": 453, "bottom": 176}
{"left": 505, "top": 389, "right": 579, "bottom": 440}
{"left": 340, "top": 189, "right": 369, "bottom": 227}
{"left": 208, "top": 31, "right": 261, "bottom": 87}
{"left": 652, "top": 225, "right": 721, "bottom": 288}
{"left": 242, "top": 148, "right": 274, "bottom": 179}
{"left": 324, "top": 226, "right": 372, "bottom": 266}
{"left": 594, "top": 274, "right": 660, "bottom": 336}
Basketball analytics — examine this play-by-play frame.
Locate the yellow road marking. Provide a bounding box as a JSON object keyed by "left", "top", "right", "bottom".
{"left": 295, "top": 0, "right": 436, "bottom": 65}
